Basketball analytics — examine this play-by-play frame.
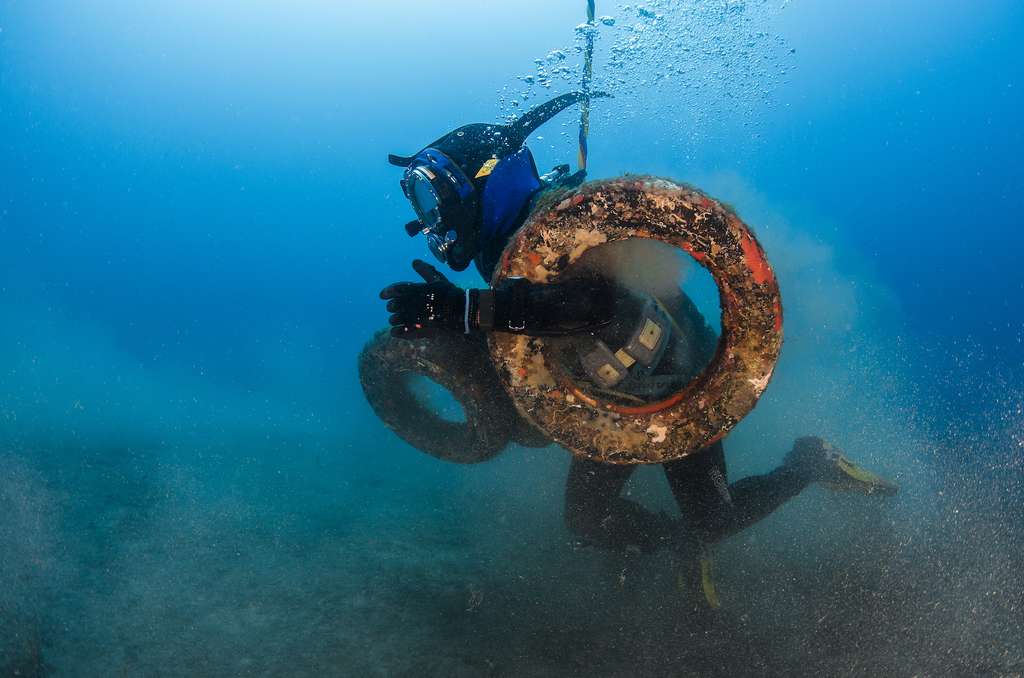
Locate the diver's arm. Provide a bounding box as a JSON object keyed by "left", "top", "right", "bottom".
{"left": 475, "top": 276, "right": 614, "bottom": 335}
{"left": 380, "top": 259, "right": 614, "bottom": 339}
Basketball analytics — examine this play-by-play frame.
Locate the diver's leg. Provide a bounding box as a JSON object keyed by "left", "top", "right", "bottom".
{"left": 718, "top": 436, "right": 899, "bottom": 540}
{"left": 665, "top": 437, "right": 898, "bottom": 543}
{"left": 660, "top": 444, "right": 733, "bottom": 609}
{"left": 664, "top": 441, "right": 807, "bottom": 542}
{"left": 564, "top": 456, "right": 675, "bottom": 553}
{"left": 702, "top": 457, "right": 810, "bottom": 541}
{"left": 662, "top": 442, "right": 741, "bottom": 542}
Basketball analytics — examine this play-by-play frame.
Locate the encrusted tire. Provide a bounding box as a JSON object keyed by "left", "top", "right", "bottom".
{"left": 488, "top": 176, "right": 783, "bottom": 464}
{"left": 359, "top": 330, "right": 547, "bottom": 463}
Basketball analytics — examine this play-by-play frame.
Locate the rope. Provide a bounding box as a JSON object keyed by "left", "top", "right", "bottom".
{"left": 578, "top": 0, "right": 596, "bottom": 171}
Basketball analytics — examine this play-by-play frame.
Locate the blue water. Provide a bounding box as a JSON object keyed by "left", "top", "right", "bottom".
{"left": 1, "top": 2, "right": 1022, "bottom": 675}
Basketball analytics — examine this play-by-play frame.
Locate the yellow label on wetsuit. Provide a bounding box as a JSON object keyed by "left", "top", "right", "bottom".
{"left": 475, "top": 157, "right": 499, "bottom": 179}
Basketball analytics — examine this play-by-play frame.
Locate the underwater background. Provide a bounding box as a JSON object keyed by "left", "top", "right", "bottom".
{"left": 1, "top": 1, "right": 1022, "bottom": 675}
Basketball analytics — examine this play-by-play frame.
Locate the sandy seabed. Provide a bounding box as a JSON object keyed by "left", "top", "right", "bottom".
{"left": 1, "top": 432, "right": 1021, "bottom": 678}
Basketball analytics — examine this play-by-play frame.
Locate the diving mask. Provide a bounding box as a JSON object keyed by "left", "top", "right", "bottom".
{"left": 399, "top": 149, "right": 479, "bottom": 269}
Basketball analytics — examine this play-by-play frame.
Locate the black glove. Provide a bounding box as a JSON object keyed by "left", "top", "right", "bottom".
{"left": 380, "top": 259, "right": 467, "bottom": 339}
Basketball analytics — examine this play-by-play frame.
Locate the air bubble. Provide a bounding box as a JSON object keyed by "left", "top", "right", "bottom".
{"left": 498, "top": 0, "right": 794, "bottom": 155}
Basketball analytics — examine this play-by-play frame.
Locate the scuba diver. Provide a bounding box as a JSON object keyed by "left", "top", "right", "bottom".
{"left": 379, "top": 92, "right": 898, "bottom": 602}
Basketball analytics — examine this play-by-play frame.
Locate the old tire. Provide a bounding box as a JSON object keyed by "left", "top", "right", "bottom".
{"left": 359, "top": 330, "right": 548, "bottom": 463}
{"left": 488, "top": 176, "right": 783, "bottom": 464}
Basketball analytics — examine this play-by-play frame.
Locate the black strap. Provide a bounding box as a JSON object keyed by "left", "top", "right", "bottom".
{"left": 506, "top": 277, "right": 529, "bottom": 331}
{"left": 476, "top": 289, "right": 496, "bottom": 330}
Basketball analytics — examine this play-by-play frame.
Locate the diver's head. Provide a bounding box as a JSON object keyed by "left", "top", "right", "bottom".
{"left": 389, "top": 91, "right": 603, "bottom": 272}
{"left": 391, "top": 124, "right": 497, "bottom": 271}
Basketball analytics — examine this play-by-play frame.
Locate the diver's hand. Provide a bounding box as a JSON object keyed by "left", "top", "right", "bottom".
{"left": 379, "top": 259, "right": 468, "bottom": 339}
